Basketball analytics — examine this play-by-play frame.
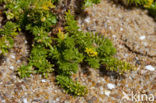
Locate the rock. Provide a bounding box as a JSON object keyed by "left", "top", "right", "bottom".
{"left": 84, "top": 17, "right": 90, "bottom": 23}
{"left": 107, "top": 83, "right": 116, "bottom": 89}
{"left": 41, "top": 79, "right": 46, "bottom": 83}
{"left": 120, "top": 27, "right": 123, "bottom": 31}
{"left": 10, "top": 55, "right": 15, "bottom": 59}
{"left": 23, "top": 98, "right": 28, "bottom": 103}
{"left": 112, "top": 35, "right": 116, "bottom": 38}
{"left": 10, "top": 66, "right": 14, "bottom": 70}
{"left": 17, "top": 60, "right": 21, "bottom": 63}
{"left": 145, "top": 65, "right": 155, "bottom": 71}
{"left": 139, "top": 36, "right": 146, "bottom": 40}
{"left": 56, "top": 98, "right": 60, "bottom": 102}
{"left": 104, "top": 90, "right": 111, "bottom": 96}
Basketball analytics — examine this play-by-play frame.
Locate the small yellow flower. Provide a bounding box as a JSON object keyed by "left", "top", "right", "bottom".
{"left": 85, "top": 48, "right": 98, "bottom": 57}
{"left": 144, "top": 0, "right": 154, "bottom": 8}
{"left": 57, "top": 28, "right": 65, "bottom": 40}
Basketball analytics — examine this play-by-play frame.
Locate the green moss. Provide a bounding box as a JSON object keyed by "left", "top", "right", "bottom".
{"left": 101, "top": 57, "right": 132, "bottom": 74}
{"left": 56, "top": 75, "right": 88, "bottom": 96}
{"left": 0, "top": 22, "right": 19, "bottom": 55}
{"left": 18, "top": 65, "right": 33, "bottom": 78}
{"left": 28, "top": 44, "right": 54, "bottom": 78}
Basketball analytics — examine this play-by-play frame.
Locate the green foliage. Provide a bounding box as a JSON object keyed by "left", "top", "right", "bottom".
{"left": 127, "top": 0, "right": 155, "bottom": 8}
{"left": 25, "top": 10, "right": 57, "bottom": 29}
{"left": 0, "top": 21, "right": 18, "bottom": 37}
{"left": 56, "top": 75, "right": 88, "bottom": 96}
{"left": 53, "top": 11, "right": 132, "bottom": 96}
{"left": 127, "top": 0, "right": 148, "bottom": 5}
{"left": 64, "top": 11, "right": 120, "bottom": 71}
{"left": 148, "top": 1, "right": 156, "bottom": 18}
{"left": 101, "top": 57, "right": 132, "bottom": 74}
{"left": 0, "top": 0, "right": 56, "bottom": 77}
{"left": 18, "top": 65, "right": 33, "bottom": 78}
{"left": 83, "top": 0, "right": 101, "bottom": 8}
{"left": 51, "top": 35, "right": 84, "bottom": 76}
{"left": 12, "top": 0, "right": 56, "bottom": 78}
{"left": 28, "top": 45, "right": 54, "bottom": 78}
{"left": 0, "top": 22, "right": 18, "bottom": 55}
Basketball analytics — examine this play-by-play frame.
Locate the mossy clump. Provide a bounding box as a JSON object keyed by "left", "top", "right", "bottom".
{"left": 0, "top": 22, "right": 19, "bottom": 55}
{"left": 50, "top": 11, "right": 132, "bottom": 96}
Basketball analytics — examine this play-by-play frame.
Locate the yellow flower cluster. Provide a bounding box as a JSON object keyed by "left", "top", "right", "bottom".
{"left": 85, "top": 48, "right": 98, "bottom": 57}
{"left": 144, "top": 0, "right": 154, "bottom": 8}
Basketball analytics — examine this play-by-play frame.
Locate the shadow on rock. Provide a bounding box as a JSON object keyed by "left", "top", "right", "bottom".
{"left": 0, "top": 55, "right": 6, "bottom": 66}
{"left": 99, "top": 65, "right": 125, "bottom": 80}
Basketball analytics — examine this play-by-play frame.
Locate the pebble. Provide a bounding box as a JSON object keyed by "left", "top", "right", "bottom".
{"left": 84, "top": 17, "right": 90, "bottom": 23}
{"left": 10, "top": 55, "right": 15, "bottom": 59}
{"left": 120, "top": 27, "right": 123, "bottom": 31}
{"left": 112, "top": 35, "right": 116, "bottom": 38}
{"left": 104, "top": 90, "right": 111, "bottom": 96}
{"left": 97, "top": 80, "right": 101, "bottom": 83}
{"left": 17, "top": 60, "right": 21, "bottom": 63}
{"left": 23, "top": 98, "right": 28, "bottom": 103}
{"left": 145, "top": 65, "right": 155, "bottom": 71}
{"left": 10, "top": 66, "right": 14, "bottom": 70}
{"left": 56, "top": 98, "right": 60, "bottom": 101}
{"left": 109, "top": 26, "right": 112, "bottom": 30}
{"left": 107, "top": 83, "right": 116, "bottom": 89}
{"left": 41, "top": 79, "right": 46, "bottom": 83}
{"left": 54, "top": 90, "right": 57, "bottom": 93}
{"left": 25, "top": 40, "right": 28, "bottom": 44}
{"left": 124, "top": 54, "right": 129, "bottom": 58}
{"left": 139, "top": 36, "right": 146, "bottom": 40}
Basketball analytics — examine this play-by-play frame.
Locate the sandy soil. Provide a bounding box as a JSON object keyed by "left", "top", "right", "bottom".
{"left": 0, "top": 0, "right": 156, "bottom": 103}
